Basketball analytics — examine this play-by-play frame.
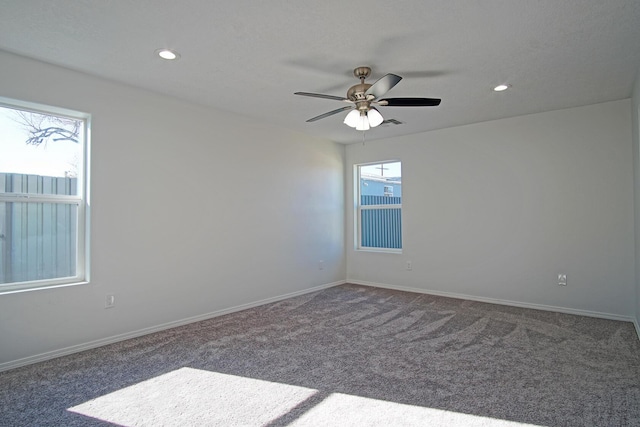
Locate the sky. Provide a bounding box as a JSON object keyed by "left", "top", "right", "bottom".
{"left": 0, "top": 106, "right": 82, "bottom": 178}
{"left": 360, "top": 161, "right": 401, "bottom": 178}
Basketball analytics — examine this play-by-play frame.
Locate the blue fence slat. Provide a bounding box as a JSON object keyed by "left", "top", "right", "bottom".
{"left": 360, "top": 194, "right": 402, "bottom": 249}
{"left": 0, "top": 173, "right": 77, "bottom": 284}
{"left": 361, "top": 207, "right": 402, "bottom": 249}
{"left": 361, "top": 195, "right": 401, "bottom": 206}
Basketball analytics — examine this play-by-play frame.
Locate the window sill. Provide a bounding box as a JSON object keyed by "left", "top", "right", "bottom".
{"left": 356, "top": 247, "right": 402, "bottom": 255}
{"left": 0, "top": 280, "right": 89, "bottom": 296}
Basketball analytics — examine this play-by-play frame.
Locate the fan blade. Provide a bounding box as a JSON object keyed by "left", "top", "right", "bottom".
{"left": 378, "top": 97, "right": 441, "bottom": 107}
{"left": 306, "top": 106, "right": 354, "bottom": 122}
{"left": 295, "top": 92, "right": 350, "bottom": 102}
{"left": 365, "top": 73, "right": 402, "bottom": 99}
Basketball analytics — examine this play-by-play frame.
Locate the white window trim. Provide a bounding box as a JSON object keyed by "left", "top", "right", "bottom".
{"left": 0, "top": 96, "right": 91, "bottom": 294}
{"left": 354, "top": 160, "right": 403, "bottom": 254}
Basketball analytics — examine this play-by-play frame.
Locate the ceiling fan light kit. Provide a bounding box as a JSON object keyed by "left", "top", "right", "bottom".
{"left": 367, "top": 108, "right": 384, "bottom": 127}
{"left": 343, "top": 108, "right": 384, "bottom": 130}
{"left": 343, "top": 110, "right": 361, "bottom": 127}
{"left": 357, "top": 116, "right": 370, "bottom": 131}
{"left": 296, "top": 66, "right": 441, "bottom": 132}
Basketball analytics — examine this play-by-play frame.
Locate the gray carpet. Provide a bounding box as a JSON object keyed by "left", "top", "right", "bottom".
{"left": 1, "top": 284, "right": 639, "bottom": 426}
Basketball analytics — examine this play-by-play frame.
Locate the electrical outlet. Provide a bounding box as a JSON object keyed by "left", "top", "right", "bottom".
{"left": 406, "top": 261, "right": 412, "bottom": 271}
{"left": 558, "top": 274, "right": 567, "bottom": 286}
{"left": 318, "top": 260, "right": 324, "bottom": 270}
{"left": 105, "top": 294, "right": 115, "bottom": 309}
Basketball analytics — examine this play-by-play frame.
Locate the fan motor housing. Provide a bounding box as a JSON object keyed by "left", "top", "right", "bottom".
{"left": 347, "top": 83, "right": 372, "bottom": 102}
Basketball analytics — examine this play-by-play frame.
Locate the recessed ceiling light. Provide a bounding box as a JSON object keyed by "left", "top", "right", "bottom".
{"left": 493, "top": 84, "right": 511, "bottom": 92}
{"left": 156, "top": 49, "right": 180, "bottom": 60}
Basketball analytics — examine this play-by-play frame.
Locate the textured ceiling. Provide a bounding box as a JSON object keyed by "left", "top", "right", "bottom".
{"left": 1, "top": 0, "right": 639, "bottom": 144}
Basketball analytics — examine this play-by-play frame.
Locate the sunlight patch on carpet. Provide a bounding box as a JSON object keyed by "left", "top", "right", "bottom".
{"left": 68, "top": 367, "right": 544, "bottom": 426}
{"left": 68, "top": 367, "right": 319, "bottom": 426}
{"left": 292, "top": 393, "right": 544, "bottom": 426}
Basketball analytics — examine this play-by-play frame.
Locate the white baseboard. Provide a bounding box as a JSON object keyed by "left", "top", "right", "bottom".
{"left": 634, "top": 318, "right": 640, "bottom": 341}
{"left": 0, "top": 280, "right": 346, "bottom": 373}
{"left": 348, "top": 279, "right": 637, "bottom": 324}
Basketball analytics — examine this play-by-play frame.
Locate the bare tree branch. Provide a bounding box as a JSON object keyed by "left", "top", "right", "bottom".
{"left": 11, "top": 110, "right": 80, "bottom": 146}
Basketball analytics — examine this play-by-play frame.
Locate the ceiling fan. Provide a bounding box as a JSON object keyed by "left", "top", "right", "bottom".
{"left": 295, "top": 66, "right": 441, "bottom": 131}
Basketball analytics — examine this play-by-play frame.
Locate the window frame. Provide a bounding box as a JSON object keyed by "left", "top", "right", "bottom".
{"left": 0, "top": 96, "right": 90, "bottom": 294}
{"left": 355, "top": 160, "right": 402, "bottom": 254}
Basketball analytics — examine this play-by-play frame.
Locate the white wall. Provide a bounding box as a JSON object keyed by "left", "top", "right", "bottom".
{"left": 632, "top": 70, "right": 640, "bottom": 333}
{"left": 0, "top": 50, "right": 345, "bottom": 368}
{"left": 1, "top": 48, "right": 637, "bottom": 370}
{"left": 346, "top": 100, "right": 635, "bottom": 318}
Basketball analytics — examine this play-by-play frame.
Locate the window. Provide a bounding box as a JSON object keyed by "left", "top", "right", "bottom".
{"left": 356, "top": 161, "right": 402, "bottom": 252}
{"left": 0, "top": 97, "right": 90, "bottom": 293}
